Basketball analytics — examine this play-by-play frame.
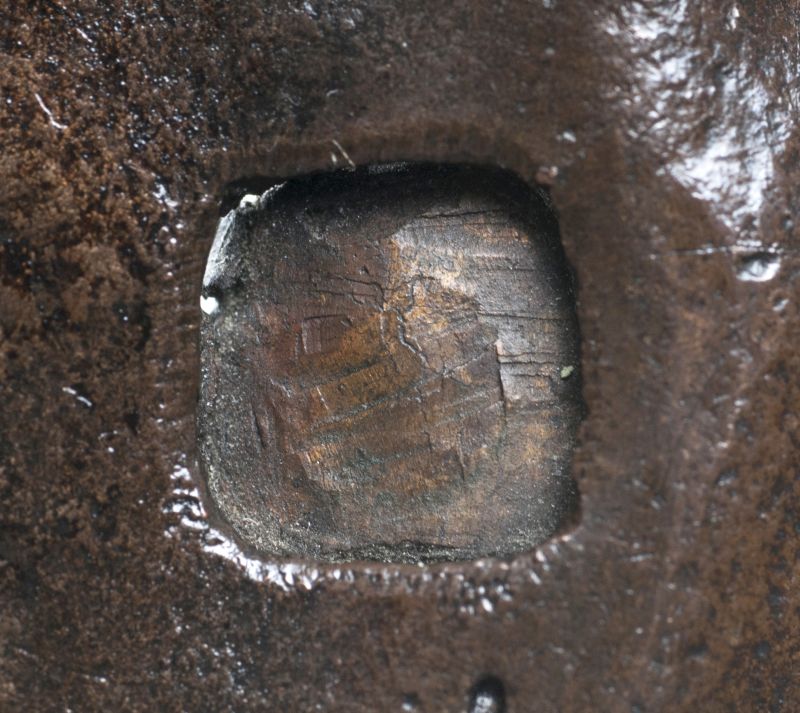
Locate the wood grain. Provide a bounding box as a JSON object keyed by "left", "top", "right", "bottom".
{"left": 199, "top": 166, "right": 581, "bottom": 561}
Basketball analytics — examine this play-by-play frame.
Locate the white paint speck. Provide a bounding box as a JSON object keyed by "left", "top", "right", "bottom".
{"left": 153, "top": 182, "right": 179, "bottom": 209}
{"left": 737, "top": 254, "right": 781, "bottom": 282}
{"left": 728, "top": 3, "right": 740, "bottom": 30}
{"left": 238, "top": 193, "right": 259, "bottom": 208}
{"left": 34, "top": 93, "right": 67, "bottom": 130}
{"left": 200, "top": 295, "right": 219, "bottom": 315}
{"left": 331, "top": 139, "right": 356, "bottom": 169}
{"left": 62, "top": 386, "right": 93, "bottom": 408}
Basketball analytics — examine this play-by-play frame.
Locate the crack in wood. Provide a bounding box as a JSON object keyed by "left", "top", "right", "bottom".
{"left": 199, "top": 165, "right": 582, "bottom": 561}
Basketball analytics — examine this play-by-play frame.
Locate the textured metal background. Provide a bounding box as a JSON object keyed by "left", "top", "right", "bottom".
{"left": 1, "top": 1, "right": 798, "bottom": 710}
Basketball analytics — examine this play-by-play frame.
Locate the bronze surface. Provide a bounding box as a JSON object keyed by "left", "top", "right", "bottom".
{"left": 1, "top": 1, "right": 798, "bottom": 711}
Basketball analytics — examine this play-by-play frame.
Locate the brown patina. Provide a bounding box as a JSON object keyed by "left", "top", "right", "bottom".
{"left": 1, "top": 1, "right": 798, "bottom": 711}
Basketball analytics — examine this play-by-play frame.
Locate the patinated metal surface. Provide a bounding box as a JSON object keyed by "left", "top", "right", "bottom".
{"left": 1, "top": 1, "right": 799, "bottom": 711}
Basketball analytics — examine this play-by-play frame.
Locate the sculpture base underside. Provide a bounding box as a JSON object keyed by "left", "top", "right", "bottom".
{"left": 2, "top": 1, "right": 798, "bottom": 710}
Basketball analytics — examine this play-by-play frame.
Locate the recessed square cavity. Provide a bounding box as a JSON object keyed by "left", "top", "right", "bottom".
{"left": 198, "top": 165, "right": 582, "bottom": 562}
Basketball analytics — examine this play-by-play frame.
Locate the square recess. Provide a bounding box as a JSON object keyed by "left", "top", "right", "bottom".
{"left": 198, "top": 165, "right": 582, "bottom": 562}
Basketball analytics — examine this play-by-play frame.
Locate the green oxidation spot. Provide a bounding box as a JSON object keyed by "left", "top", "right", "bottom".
{"left": 560, "top": 365, "right": 575, "bottom": 379}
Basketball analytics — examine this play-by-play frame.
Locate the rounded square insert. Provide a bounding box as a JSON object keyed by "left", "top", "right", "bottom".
{"left": 199, "top": 165, "right": 581, "bottom": 562}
